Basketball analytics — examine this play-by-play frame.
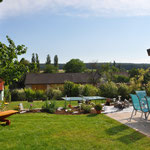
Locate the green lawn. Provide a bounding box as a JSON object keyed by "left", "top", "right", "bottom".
{"left": 0, "top": 112, "right": 150, "bottom": 150}
{"left": 1, "top": 101, "right": 150, "bottom": 150}
{"left": 5, "top": 100, "right": 106, "bottom": 110}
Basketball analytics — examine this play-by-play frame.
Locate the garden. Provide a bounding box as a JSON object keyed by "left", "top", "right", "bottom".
{"left": 1, "top": 38, "right": 150, "bottom": 149}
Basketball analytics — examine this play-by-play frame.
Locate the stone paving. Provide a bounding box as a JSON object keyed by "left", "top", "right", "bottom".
{"left": 106, "top": 107, "right": 150, "bottom": 137}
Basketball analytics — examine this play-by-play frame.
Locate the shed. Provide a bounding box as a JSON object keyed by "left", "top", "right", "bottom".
{"left": 25, "top": 73, "right": 94, "bottom": 90}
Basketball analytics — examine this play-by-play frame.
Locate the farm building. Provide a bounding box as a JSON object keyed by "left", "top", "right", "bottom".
{"left": 25, "top": 73, "right": 97, "bottom": 90}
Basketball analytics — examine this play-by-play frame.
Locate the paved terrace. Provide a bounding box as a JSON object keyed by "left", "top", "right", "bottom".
{"left": 105, "top": 106, "right": 150, "bottom": 137}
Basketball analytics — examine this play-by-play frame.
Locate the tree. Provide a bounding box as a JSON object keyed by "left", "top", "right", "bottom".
{"left": 64, "top": 59, "right": 86, "bottom": 73}
{"left": 54, "top": 55, "right": 58, "bottom": 68}
{"left": 0, "top": 35, "right": 27, "bottom": 86}
{"left": 20, "top": 58, "right": 30, "bottom": 66}
{"left": 36, "top": 53, "right": 40, "bottom": 72}
{"left": 44, "top": 64, "right": 57, "bottom": 73}
{"left": 88, "top": 62, "right": 101, "bottom": 85}
{"left": 0, "top": 0, "right": 3, "bottom": 2}
{"left": 31, "top": 53, "right": 35, "bottom": 63}
{"left": 46, "top": 54, "right": 51, "bottom": 65}
{"left": 129, "top": 68, "right": 139, "bottom": 78}
{"left": 29, "top": 53, "right": 37, "bottom": 72}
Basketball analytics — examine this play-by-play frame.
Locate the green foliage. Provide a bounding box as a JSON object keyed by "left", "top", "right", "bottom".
{"left": 113, "top": 75, "right": 129, "bottom": 83}
{"left": 64, "top": 59, "right": 86, "bottom": 73}
{"left": 44, "top": 64, "right": 57, "bottom": 73}
{"left": 94, "top": 104, "right": 102, "bottom": 111}
{"left": 0, "top": 36, "right": 27, "bottom": 86}
{"left": 63, "top": 82, "right": 99, "bottom": 97}
{"left": 82, "top": 84, "right": 98, "bottom": 96}
{"left": 100, "top": 63, "right": 120, "bottom": 82}
{"left": 0, "top": 100, "right": 5, "bottom": 111}
{"left": 35, "top": 90, "right": 47, "bottom": 100}
{"left": 71, "top": 84, "right": 80, "bottom": 97}
{"left": 118, "top": 83, "right": 130, "bottom": 100}
{"left": 54, "top": 55, "right": 58, "bottom": 69}
{"left": 46, "top": 54, "right": 51, "bottom": 65}
{"left": 42, "top": 100, "right": 57, "bottom": 113}
{"left": 29, "top": 53, "right": 38, "bottom": 73}
{"left": 31, "top": 53, "right": 36, "bottom": 63}
{"left": 46, "top": 88, "right": 54, "bottom": 99}
{"left": 129, "top": 68, "right": 139, "bottom": 78}
{"left": 81, "top": 104, "right": 92, "bottom": 113}
{"left": 4, "top": 86, "right": 11, "bottom": 102}
{"left": 129, "top": 68, "right": 148, "bottom": 93}
{"left": 146, "top": 82, "right": 150, "bottom": 96}
{"left": 29, "top": 62, "right": 37, "bottom": 73}
{"left": 99, "top": 81, "right": 118, "bottom": 98}
{"left": 36, "top": 53, "right": 40, "bottom": 72}
{"left": 143, "top": 71, "right": 150, "bottom": 84}
{"left": 24, "top": 88, "right": 36, "bottom": 102}
{"left": 52, "top": 89, "right": 62, "bottom": 100}
{"left": 11, "top": 89, "right": 26, "bottom": 101}
{"left": 82, "top": 85, "right": 89, "bottom": 96}
{"left": 63, "top": 81, "right": 74, "bottom": 96}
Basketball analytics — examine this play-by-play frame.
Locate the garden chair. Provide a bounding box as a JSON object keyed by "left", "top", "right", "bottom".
{"left": 135, "top": 91, "right": 147, "bottom": 101}
{"left": 144, "top": 96, "right": 150, "bottom": 120}
{"left": 129, "top": 94, "right": 149, "bottom": 121}
{"left": 135, "top": 91, "right": 149, "bottom": 119}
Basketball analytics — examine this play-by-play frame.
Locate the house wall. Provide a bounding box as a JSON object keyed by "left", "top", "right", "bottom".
{"left": 26, "top": 84, "right": 64, "bottom": 91}
{"left": 26, "top": 83, "right": 88, "bottom": 91}
{"left": 31, "top": 84, "right": 47, "bottom": 90}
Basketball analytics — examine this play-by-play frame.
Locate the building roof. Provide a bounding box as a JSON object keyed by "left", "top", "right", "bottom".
{"left": 25, "top": 73, "right": 93, "bottom": 85}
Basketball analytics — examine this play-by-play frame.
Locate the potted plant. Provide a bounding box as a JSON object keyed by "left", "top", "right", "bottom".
{"left": 94, "top": 104, "right": 102, "bottom": 114}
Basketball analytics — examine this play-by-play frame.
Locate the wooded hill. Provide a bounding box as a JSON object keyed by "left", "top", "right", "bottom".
{"left": 40, "top": 63, "right": 150, "bottom": 70}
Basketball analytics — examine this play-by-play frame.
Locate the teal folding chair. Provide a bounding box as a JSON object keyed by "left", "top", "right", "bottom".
{"left": 135, "top": 90, "right": 149, "bottom": 119}
{"left": 130, "top": 94, "right": 149, "bottom": 121}
{"left": 144, "top": 96, "right": 150, "bottom": 120}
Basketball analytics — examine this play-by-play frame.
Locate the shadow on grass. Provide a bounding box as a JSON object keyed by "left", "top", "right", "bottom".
{"left": 117, "top": 131, "right": 145, "bottom": 144}
{"left": 87, "top": 114, "right": 98, "bottom": 117}
{"left": 105, "top": 124, "right": 129, "bottom": 135}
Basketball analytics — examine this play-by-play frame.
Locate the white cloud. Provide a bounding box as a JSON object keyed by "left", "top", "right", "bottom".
{"left": 1, "top": 0, "right": 150, "bottom": 19}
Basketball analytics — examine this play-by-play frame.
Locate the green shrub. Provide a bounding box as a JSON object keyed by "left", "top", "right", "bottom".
{"left": 63, "top": 81, "right": 74, "bottom": 96}
{"left": 35, "top": 90, "right": 47, "bottom": 100}
{"left": 113, "top": 75, "right": 129, "bottom": 83}
{"left": 81, "top": 104, "right": 92, "bottom": 113}
{"left": 82, "top": 85, "right": 89, "bottom": 96}
{"left": 99, "top": 81, "right": 118, "bottom": 98}
{"left": 11, "top": 89, "right": 26, "bottom": 101}
{"left": 4, "top": 87, "right": 11, "bottom": 102}
{"left": 24, "top": 88, "right": 36, "bottom": 102}
{"left": 81, "top": 84, "right": 98, "bottom": 96}
{"left": 146, "top": 82, "right": 150, "bottom": 96}
{"left": 94, "top": 104, "right": 102, "bottom": 111}
{"left": 42, "top": 100, "right": 57, "bottom": 113}
{"left": 52, "top": 89, "right": 62, "bottom": 100}
{"left": 71, "top": 84, "right": 80, "bottom": 97}
{"left": 118, "top": 83, "right": 130, "bottom": 100}
{"left": 46, "top": 88, "right": 53, "bottom": 99}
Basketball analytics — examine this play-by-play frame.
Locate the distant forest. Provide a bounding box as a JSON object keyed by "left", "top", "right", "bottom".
{"left": 40, "top": 63, "right": 150, "bottom": 70}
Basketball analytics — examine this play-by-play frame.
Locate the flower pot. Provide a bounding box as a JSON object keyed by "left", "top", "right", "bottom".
{"left": 96, "top": 110, "right": 101, "bottom": 114}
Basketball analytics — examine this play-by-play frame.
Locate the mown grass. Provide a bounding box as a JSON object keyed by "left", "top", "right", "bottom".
{"left": 0, "top": 113, "right": 150, "bottom": 150}
{"left": 1, "top": 101, "right": 150, "bottom": 150}
{"left": 5, "top": 100, "right": 106, "bottom": 110}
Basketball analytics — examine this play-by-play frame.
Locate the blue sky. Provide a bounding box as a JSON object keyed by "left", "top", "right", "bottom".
{"left": 0, "top": 0, "right": 150, "bottom": 64}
